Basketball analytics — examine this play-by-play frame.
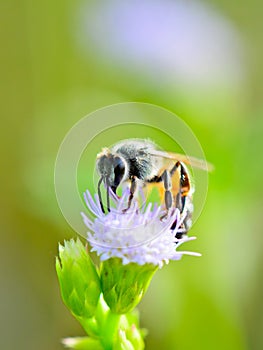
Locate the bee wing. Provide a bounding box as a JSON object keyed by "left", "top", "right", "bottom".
{"left": 150, "top": 149, "right": 214, "bottom": 172}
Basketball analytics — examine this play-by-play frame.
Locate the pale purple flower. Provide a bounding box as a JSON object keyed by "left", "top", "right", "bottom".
{"left": 81, "top": 189, "right": 200, "bottom": 268}
{"left": 76, "top": 0, "right": 245, "bottom": 88}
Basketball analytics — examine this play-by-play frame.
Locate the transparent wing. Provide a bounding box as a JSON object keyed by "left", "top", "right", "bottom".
{"left": 149, "top": 149, "right": 214, "bottom": 172}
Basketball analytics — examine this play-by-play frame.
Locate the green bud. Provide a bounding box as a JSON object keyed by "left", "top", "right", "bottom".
{"left": 117, "top": 311, "right": 145, "bottom": 350}
{"left": 113, "top": 330, "right": 134, "bottom": 350}
{"left": 125, "top": 324, "right": 145, "bottom": 350}
{"left": 62, "top": 337, "right": 103, "bottom": 350}
{"left": 56, "top": 238, "right": 101, "bottom": 319}
{"left": 100, "top": 258, "right": 157, "bottom": 314}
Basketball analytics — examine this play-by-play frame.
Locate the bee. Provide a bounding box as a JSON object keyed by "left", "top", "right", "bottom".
{"left": 96, "top": 139, "right": 212, "bottom": 238}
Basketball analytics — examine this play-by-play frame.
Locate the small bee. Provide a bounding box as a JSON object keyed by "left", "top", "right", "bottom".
{"left": 96, "top": 139, "right": 212, "bottom": 238}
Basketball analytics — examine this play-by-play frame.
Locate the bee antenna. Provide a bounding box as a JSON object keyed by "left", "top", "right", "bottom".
{"left": 98, "top": 177, "right": 105, "bottom": 213}
{"left": 106, "top": 178, "right": 111, "bottom": 213}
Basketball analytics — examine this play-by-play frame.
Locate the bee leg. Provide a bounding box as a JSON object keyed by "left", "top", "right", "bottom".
{"left": 158, "top": 162, "right": 181, "bottom": 217}
{"left": 170, "top": 161, "right": 180, "bottom": 177}
{"left": 175, "top": 162, "right": 190, "bottom": 239}
{"left": 160, "top": 170, "right": 174, "bottom": 220}
{"left": 98, "top": 176, "right": 105, "bottom": 213}
{"left": 123, "top": 176, "right": 137, "bottom": 213}
{"left": 168, "top": 161, "right": 185, "bottom": 213}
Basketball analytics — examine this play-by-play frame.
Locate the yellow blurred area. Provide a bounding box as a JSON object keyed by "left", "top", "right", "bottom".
{"left": 1, "top": 1, "right": 263, "bottom": 349}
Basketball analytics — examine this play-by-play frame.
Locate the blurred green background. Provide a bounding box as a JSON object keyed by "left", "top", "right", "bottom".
{"left": 1, "top": 1, "right": 263, "bottom": 349}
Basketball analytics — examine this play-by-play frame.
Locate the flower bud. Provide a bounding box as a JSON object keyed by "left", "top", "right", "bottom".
{"left": 62, "top": 336, "right": 103, "bottom": 350}
{"left": 116, "top": 311, "right": 145, "bottom": 350}
{"left": 100, "top": 258, "right": 157, "bottom": 314}
{"left": 56, "top": 238, "right": 101, "bottom": 319}
{"left": 113, "top": 330, "right": 134, "bottom": 350}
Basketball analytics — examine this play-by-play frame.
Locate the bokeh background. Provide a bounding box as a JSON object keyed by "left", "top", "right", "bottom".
{"left": 1, "top": 1, "right": 263, "bottom": 349}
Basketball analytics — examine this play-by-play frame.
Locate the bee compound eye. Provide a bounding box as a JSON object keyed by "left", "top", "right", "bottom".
{"left": 113, "top": 157, "right": 126, "bottom": 187}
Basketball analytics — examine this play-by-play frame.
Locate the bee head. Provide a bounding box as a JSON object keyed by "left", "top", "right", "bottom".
{"left": 96, "top": 150, "right": 127, "bottom": 212}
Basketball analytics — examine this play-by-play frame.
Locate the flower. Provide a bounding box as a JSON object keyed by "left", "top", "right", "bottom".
{"left": 81, "top": 188, "right": 200, "bottom": 313}
{"left": 81, "top": 188, "right": 200, "bottom": 268}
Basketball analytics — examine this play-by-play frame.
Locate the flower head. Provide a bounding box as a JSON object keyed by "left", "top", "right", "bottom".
{"left": 81, "top": 188, "right": 199, "bottom": 268}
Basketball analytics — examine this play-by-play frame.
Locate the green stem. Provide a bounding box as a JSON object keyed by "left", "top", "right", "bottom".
{"left": 101, "top": 310, "right": 121, "bottom": 350}
{"left": 78, "top": 316, "right": 99, "bottom": 338}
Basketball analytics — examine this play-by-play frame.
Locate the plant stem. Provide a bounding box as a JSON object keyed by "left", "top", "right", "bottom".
{"left": 101, "top": 310, "right": 121, "bottom": 350}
